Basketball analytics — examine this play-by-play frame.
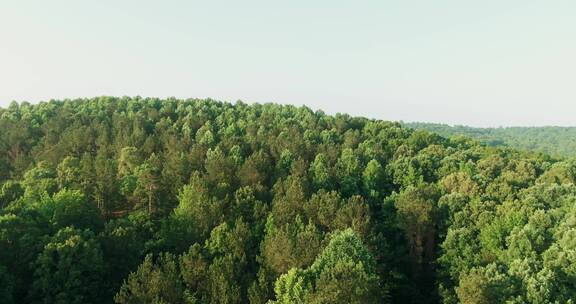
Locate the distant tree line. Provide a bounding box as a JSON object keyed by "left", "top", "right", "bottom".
{"left": 404, "top": 122, "right": 576, "bottom": 158}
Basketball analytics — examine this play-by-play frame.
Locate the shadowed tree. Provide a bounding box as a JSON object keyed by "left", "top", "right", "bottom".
{"left": 31, "top": 227, "right": 106, "bottom": 304}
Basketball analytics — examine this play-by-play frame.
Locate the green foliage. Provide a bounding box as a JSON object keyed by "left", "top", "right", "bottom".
{"left": 362, "top": 159, "right": 386, "bottom": 199}
{"left": 56, "top": 156, "right": 81, "bottom": 190}
{"left": 31, "top": 227, "right": 106, "bottom": 304}
{"left": 0, "top": 211, "right": 48, "bottom": 301}
{"left": 21, "top": 161, "right": 58, "bottom": 198}
{"left": 1, "top": 97, "right": 576, "bottom": 303}
{"left": 260, "top": 215, "right": 322, "bottom": 276}
{"left": 336, "top": 148, "right": 362, "bottom": 197}
{"left": 115, "top": 253, "right": 187, "bottom": 304}
{"left": 404, "top": 122, "right": 576, "bottom": 158}
{"left": 0, "top": 180, "right": 23, "bottom": 209}
{"left": 310, "top": 153, "right": 332, "bottom": 191}
{"left": 49, "top": 189, "right": 104, "bottom": 232}
{"left": 271, "top": 229, "right": 383, "bottom": 304}
{"left": 174, "top": 173, "right": 223, "bottom": 240}
{"left": 100, "top": 218, "right": 147, "bottom": 296}
{"left": 0, "top": 264, "right": 15, "bottom": 304}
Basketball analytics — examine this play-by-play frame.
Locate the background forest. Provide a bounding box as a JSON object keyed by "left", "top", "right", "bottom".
{"left": 1, "top": 97, "right": 576, "bottom": 304}
{"left": 404, "top": 122, "right": 576, "bottom": 158}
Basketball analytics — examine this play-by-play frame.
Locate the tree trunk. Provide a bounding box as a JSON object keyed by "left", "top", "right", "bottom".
{"left": 148, "top": 186, "right": 153, "bottom": 215}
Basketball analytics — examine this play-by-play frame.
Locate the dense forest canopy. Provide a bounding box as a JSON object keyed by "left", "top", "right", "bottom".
{"left": 404, "top": 122, "right": 576, "bottom": 158}
{"left": 1, "top": 97, "right": 576, "bottom": 303}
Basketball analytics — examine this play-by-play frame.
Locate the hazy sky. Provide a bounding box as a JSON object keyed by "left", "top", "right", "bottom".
{"left": 1, "top": 1, "right": 575, "bottom": 127}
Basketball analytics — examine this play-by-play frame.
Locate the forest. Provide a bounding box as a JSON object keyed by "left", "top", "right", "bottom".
{"left": 1, "top": 97, "right": 576, "bottom": 304}
{"left": 404, "top": 122, "right": 576, "bottom": 158}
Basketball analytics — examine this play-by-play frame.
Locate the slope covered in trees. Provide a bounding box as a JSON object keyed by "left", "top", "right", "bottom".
{"left": 1, "top": 97, "right": 576, "bottom": 303}
{"left": 404, "top": 122, "right": 576, "bottom": 158}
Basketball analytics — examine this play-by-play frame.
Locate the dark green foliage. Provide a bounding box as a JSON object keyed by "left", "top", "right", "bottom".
{"left": 49, "top": 189, "right": 104, "bottom": 232}
{"left": 0, "top": 211, "right": 48, "bottom": 301}
{"left": 114, "top": 253, "right": 186, "bottom": 304}
{"left": 1, "top": 97, "right": 575, "bottom": 303}
{"left": 100, "top": 218, "right": 147, "bottom": 297}
{"left": 0, "top": 264, "right": 15, "bottom": 304}
{"left": 31, "top": 227, "right": 106, "bottom": 304}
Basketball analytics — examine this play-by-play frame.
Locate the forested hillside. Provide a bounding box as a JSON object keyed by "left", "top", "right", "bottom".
{"left": 404, "top": 122, "right": 576, "bottom": 158}
{"left": 1, "top": 97, "right": 576, "bottom": 303}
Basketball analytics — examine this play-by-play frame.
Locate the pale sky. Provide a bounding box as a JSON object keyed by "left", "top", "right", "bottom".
{"left": 1, "top": 0, "right": 575, "bottom": 127}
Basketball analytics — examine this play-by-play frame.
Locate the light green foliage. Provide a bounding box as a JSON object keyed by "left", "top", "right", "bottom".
{"left": 178, "top": 219, "right": 254, "bottom": 304}
{"left": 56, "top": 156, "right": 81, "bottom": 190}
{"left": 310, "top": 153, "right": 331, "bottom": 191}
{"left": 536, "top": 160, "right": 576, "bottom": 185}
{"left": 456, "top": 265, "right": 516, "bottom": 304}
{"left": 0, "top": 180, "right": 23, "bottom": 208}
{"left": 271, "top": 268, "right": 311, "bottom": 304}
{"left": 118, "top": 147, "right": 142, "bottom": 177}
{"left": 196, "top": 122, "right": 216, "bottom": 147}
{"left": 22, "top": 161, "right": 58, "bottom": 198}
{"left": 174, "top": 173, "right": 224, "bottom": 239}
{"left": 336, "top": 148, "right": 362, "bottom": 196}
{"left": 362, "top": 159, "right": 385, "bottom": 199}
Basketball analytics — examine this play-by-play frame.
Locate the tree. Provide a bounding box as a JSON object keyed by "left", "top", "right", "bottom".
{"left": 56, "top": 156, "right": 81, "bottom": 190}
{"left": 115, "top": 253, "right": 187, "bottom": 304}
{"left": 117, "top": 147, "right": 142, "bottom": 177}
{"left": 440, "top": 171, "right": 478, "bottom": 196}
{"left": 94, "top": 149, "right": 118, "bottom": 215}
{"left": 362, "top": 159, "right": 386, "bottom": 200}
{"left": 304, "top": 191, "right": 370, "bottom": 237}
{"left": 49, "top": 189, "right": 104, "bottom": 232}
{"left": 201, "top": 219, "right": 255, "bottom": 304}
{"left": 174, "top": 172, "right": 223, "bottom": 240}
{"left": 0, "top": 180, "right": 23, "bottom": 209}
{"left": 0, "top": 211, "right": 48, "bottom": 302}
{"left": 455, "top": 265, "right": 516, "bottom": 304}
{"left": 31, "top": 227, "right": 106, "bottom": 304}
{"left": 237, "top": 150, "right": 271, "bottom": 188}
{"left": 205, "top": 147, "right": 236, "bottom": 194}
{"left": 394, "top": 183, "right": 440, "bottom": 302}
{"left": 3, "top": 97, "right": 576, "bottom": 304}
{"left": 271, "top": 175, "right": 308, "bottom": 225}
{"left": 271, "top": 229, "right": 383, "bottom": 304}
{"left": 336, "top": 148, "right": 362, "bottom": 197}
{"left": 261, "top": 215, "right": 322, "bottom": 276}
{"left": 21, "top": 161, "right": 58, "bottom": 198}
{"left": 100, "top": 218, "right": 146, "bottom": 299}
{"left": 310, "top": 153, "right": 331, "bottom": 191}
{"left": 135, "top": 154, "right": 161, "bottom": 215}
{"left": 0, "top": 264, "right": 15, "bottom": 304}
